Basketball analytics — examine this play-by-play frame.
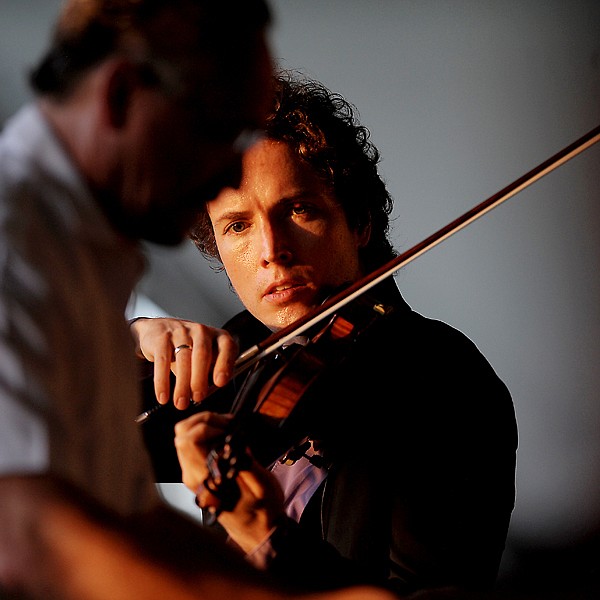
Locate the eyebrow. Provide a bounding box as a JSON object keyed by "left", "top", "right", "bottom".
{"left": 211, "top": 209, "right": 249, "bottom": 226}
{"left": 211, "top": 190, "right": 320, "bottom": 226}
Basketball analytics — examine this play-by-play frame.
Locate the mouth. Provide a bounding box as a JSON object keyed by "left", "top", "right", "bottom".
{"left": 268, "top": 282, "right": 298, "bottom": 293}
{"left": 266, "top": 281, "right": 302, "bottom": 294}
{"left": 264, "top": 281, "right": 310, "bottom": 303}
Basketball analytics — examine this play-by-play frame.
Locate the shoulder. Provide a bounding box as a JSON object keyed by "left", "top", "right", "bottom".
{"left": 0, "top": 104, "right": 81, "bottom": 218}
{"left": 366, "top": 288, "right": 489, "bottom": 363}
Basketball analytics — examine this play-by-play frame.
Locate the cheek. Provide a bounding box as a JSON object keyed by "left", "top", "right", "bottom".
{"left": 218, "top": 243, "right": 256, "bottom": 300}
{"left": 316, "top": 228, "right": 363, "bottom": 277}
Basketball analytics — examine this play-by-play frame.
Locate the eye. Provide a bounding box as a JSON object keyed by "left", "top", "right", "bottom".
{"left": 224, "top": 221, "right": 248, "bottom": 234}
{"left": 288, "top": 202, "right": 323, "bottom": 222}
{"left": 291, "top": 204, "right": 307, "bottom": 215}
{"left": 290, "top": 202, "right": 319, "bottom": 218}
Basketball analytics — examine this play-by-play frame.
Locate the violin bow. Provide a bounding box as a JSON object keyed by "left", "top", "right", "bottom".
{"left": 234, "top": 124, "right": 600, "bottom": 367}
{"left": 136, "top": 123, "right": 600, "bottom": 424}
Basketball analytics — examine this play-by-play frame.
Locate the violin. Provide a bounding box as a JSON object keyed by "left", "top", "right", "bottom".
{"left": 202, "top": 285, "right": 396, "bottom": 514}
{"left": 137, "top": 123, "right": 600, "bottom": 515}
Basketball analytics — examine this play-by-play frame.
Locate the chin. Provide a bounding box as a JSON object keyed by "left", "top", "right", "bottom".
{"left": 272, "top": 309, "right": 313, "bottom": 333}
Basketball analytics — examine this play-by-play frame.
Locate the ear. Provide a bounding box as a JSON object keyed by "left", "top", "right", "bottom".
{"left": 357, "top": 220, "right": 372, "bottom": 248}
{"left": 101, "top": 59, "right": 138, "bottom": 129}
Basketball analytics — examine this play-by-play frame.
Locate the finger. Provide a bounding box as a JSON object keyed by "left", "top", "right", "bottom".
{"left": 187, "top": 326, "right": 214, "bottom": 404}
{"left": 237, "top": 460, "right": 284, "bottom": 506}
{"left": 174, "top": 412, "right": 233, "bottom": 442}
{"left": 153, "top": 350, "right": 175, "bottom": 405}
{"left": 175, "top": 414, "right": 228, "bottom": 490}
{"left": 194, "top": 482, "right": 223, "bottom": 516}
{"left": 175, "top": 411, "right": 232, "bottom": 432}
{"left": 187, "top": 326, "right": 237, "bottom": 404}
{"left": 172, "top": 343, "right": 193, "bottom": 409}
{"left": 211, "top": 331, "right": 238, "bottom": 389}
{"left": 134, "top": 318, "right": 195, "bottom": 406}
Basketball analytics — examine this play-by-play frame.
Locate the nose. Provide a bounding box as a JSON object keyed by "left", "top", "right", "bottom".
{"left": 260, "top": 222, "right": 293, "bottom": 266}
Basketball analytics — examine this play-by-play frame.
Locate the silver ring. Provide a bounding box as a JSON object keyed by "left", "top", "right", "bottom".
{"left": 174, "top": 344, "right": 192, "bottom": 356}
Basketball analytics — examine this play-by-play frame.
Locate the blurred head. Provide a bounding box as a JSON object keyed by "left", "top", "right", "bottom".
{"left": 191, "top": 72, "right": 396, "bottom": 330}
{"left": 32, "top": 0, "right": 273, "bottom": 245}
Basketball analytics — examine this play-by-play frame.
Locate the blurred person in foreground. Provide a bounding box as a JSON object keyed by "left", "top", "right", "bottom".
{"left": 133, "top": 72, "right": 519, "bottom": 598}
{"left": 0, "top": 2, "right": 381, "bottom": 600}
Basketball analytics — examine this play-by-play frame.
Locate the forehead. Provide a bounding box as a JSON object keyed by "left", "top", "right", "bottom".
{"left": 242, "top": 140, "right": 327, "bottom": 191}
{"left": 207, "top": 139, "right": 333, "bottom": 219}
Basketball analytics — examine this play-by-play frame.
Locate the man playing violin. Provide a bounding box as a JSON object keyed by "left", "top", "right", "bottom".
{"left": 132, "top": 71, "right": 518, "bottom": 598}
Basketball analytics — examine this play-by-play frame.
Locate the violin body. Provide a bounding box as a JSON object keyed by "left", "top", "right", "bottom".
{"left": 202, "top": 286, "right": 396, "bottom": 512}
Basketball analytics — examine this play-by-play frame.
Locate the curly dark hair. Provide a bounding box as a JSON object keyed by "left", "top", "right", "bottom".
{"left": 190, "top": 70, "right": 396, "bottom": 272}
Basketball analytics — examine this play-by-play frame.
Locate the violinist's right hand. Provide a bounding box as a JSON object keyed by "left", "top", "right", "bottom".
{"left": 129, "top": 317, "right": 239, "bottom": 409}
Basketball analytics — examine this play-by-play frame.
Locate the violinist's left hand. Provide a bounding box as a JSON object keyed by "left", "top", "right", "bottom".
{"left": 174, "top": 411, "right": 285, "bottom": 554}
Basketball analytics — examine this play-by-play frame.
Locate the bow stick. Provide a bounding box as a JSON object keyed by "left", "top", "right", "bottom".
{"left": 136, "top": 123, "right": 600, "bottom": 424}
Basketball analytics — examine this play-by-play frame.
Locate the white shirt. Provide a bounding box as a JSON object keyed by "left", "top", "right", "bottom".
{"left": 0, "top": 104, "right": 157, "bottom": 515}
{"left": 271, "top": 441, "right": 327, "bottom": 522}
{"left": 245, "top": 443, "right": 327, "bottom": 569}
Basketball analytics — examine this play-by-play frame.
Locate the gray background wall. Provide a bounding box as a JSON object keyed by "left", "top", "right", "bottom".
{"left": 2, "top": 0, "right": 599, "bottom": 586}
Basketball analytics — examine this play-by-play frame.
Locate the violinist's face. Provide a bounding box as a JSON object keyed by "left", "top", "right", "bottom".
{"left": 207, "top": 139, "right": 369, "bottom": 331}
